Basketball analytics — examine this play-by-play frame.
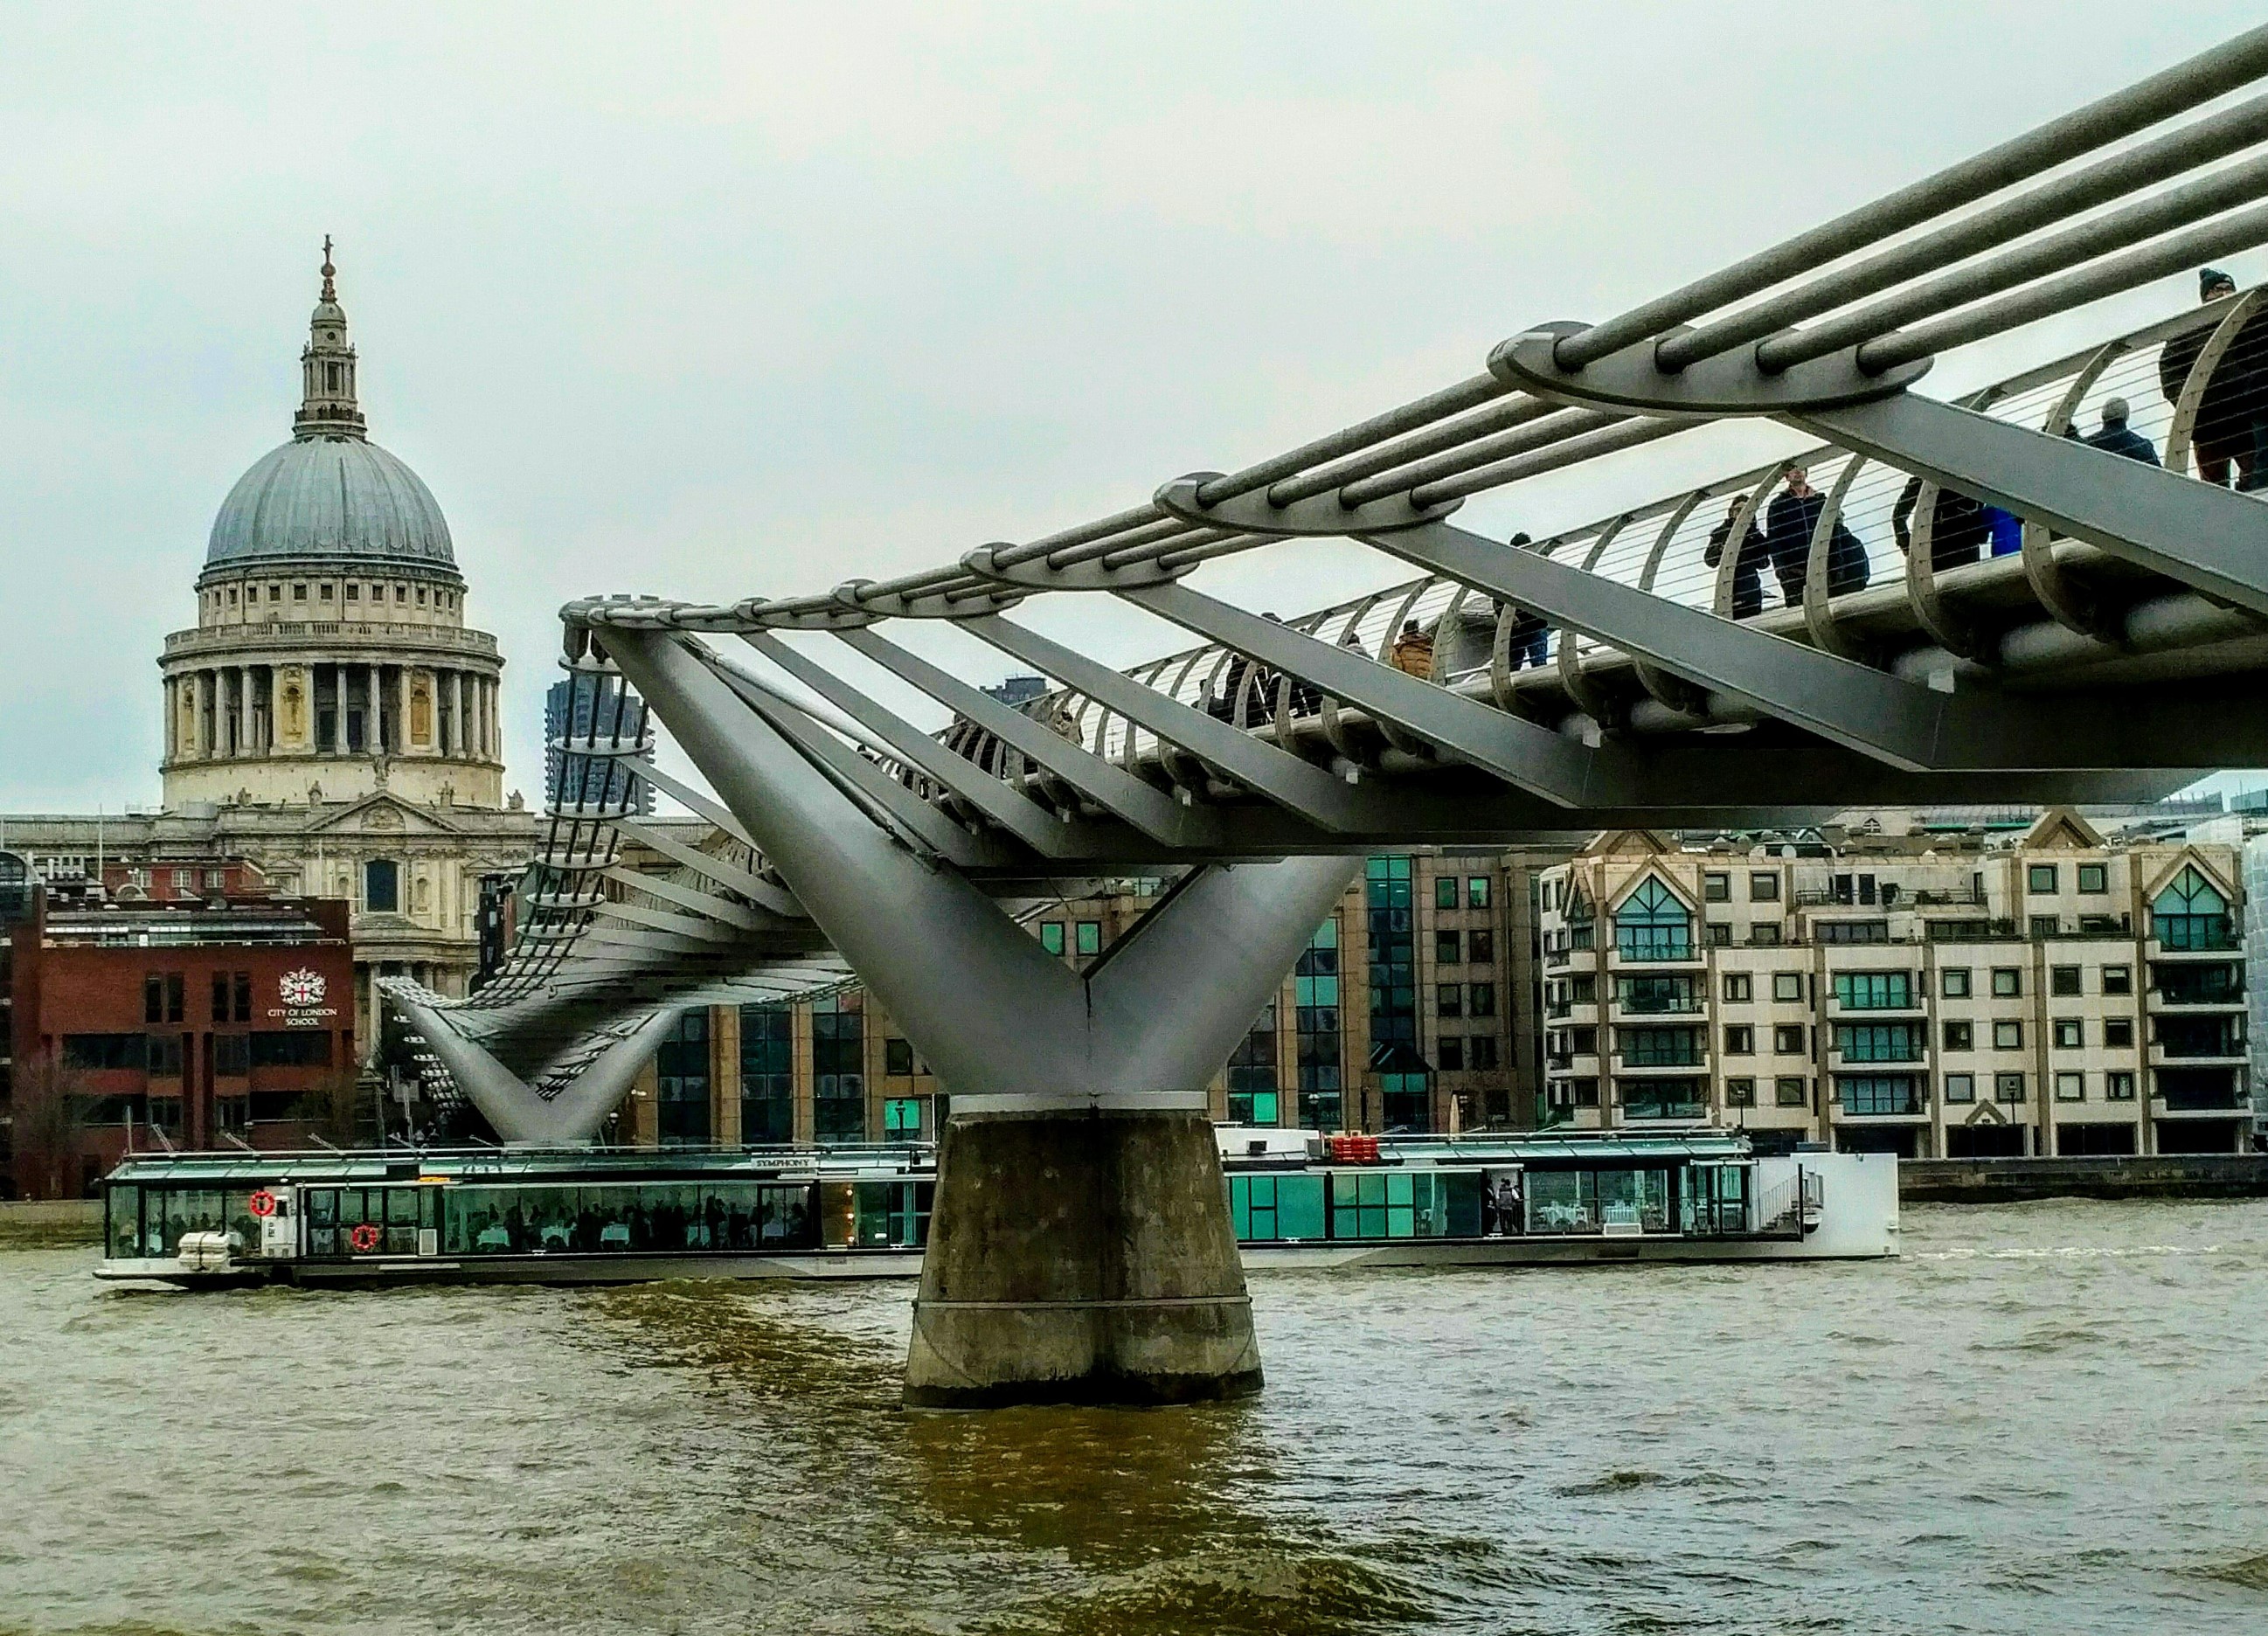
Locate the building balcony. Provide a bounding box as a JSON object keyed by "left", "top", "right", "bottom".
{"left": 2149, "top": 1042, "right": 2248, "bottom": 1069}
{"left": 1610, "top": 997, "right": 1704, "bottom": 1018}
{"left": 1613, "top": 1053, "right": 1710, "bottom": 1074}
{"left": 1544, "top": 946, "right": 1599, "bottom": 973}
{"left": 1828, "top": 1049, "right": 1931, "bottom": 1074}
{"left": 1824, "top": 997, "right": 1929, "bottom": 1020}
{"left": 2147, "top": 935, "right": 2244, "bottom": 960}
{"left": 1830, "top": 1101, "right": 1931, "bottom": 1122}
{"left": 2147, "top": 990, "right": 2248, "bottom": 1014}
{"left": 2151, "top": 1092, "right": 2251, "bottom": 1117}
{"left": 1606, "top": 946, "right": 1706, "bottom": 973}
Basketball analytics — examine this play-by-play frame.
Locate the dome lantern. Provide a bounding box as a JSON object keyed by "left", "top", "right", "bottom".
{"left": 202, "top": 240, "right": 458, "bottom": 579}
{"left": 295, "top": 236, "right": 365, "bottom": 441}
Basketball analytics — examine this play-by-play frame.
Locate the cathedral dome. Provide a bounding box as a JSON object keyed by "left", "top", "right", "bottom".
{"left": 203, "top": 240, "right": 457, "bottom": 576}
{"left": 205, "top": 436, "right": 455, "bottom": 570}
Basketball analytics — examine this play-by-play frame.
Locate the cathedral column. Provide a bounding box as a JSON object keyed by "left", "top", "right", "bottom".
{"left": 332, "top": 662, "right": 347, "bottom": 753}
{"left": 163, "top": 677, "right": 177, "bottom": 762}
{"left": 264, "top": 666, "right": 278, "bottom": 752}
{"left": 486, "top": 676, "right": 498, "bottom": 760}
{"left": 450, "top": 670, "right": 464, "bottom": 757}
{"left": 398, "top": 666, "right": 413, "bottom": 754}
{"left": 232, "top": 665, "right": 248, "bottom": 757}
{"left": 198, "top": 669, "right": 214, "bottom": 758}
{"left": 370, "top": 662, "right": 385, "bottom": 752}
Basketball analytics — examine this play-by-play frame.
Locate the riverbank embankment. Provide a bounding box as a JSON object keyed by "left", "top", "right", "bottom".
{"left": 1902, "top": 1154, "right": 2268, "bottom": 1203}
{"left": 0, "top": 1198, "right": 101, "bottom": 1248}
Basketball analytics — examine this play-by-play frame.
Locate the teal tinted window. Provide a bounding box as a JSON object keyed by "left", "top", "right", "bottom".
{"left": 1838, "top": 1074, "right": 1922, "bottom": 1115}
{"left": 1834, "top": 1022, "right": 1924, "bottom": 1062}
{"left": 1039, "top": 922, "right": 1065, "bottom": 955}
{"left": 1613, "top": 877, "right": 1692, "bottom": 961}
{"left": 844, "top": 1182, "right": 919, "bottom": 1247}
{"left": 1832, "top": 971, "right": 1912, "bottom": 1009}
{"left": 1275, "top": 1175, "right": 1325, "bottom": 1240}
{"left": 2154, "top": 865, "right": 2233, "bottom": 949}
{"left": 1231, "top": 1174, "right": 1320, "bottom": 1240}
{"left": 1328, "top": 1170, "right": 1428, "bottom": 1239}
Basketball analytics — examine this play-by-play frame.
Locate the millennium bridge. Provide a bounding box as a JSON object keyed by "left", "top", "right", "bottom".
{"left": 393, "top": 26, "right": 2268, "bottom": 1404}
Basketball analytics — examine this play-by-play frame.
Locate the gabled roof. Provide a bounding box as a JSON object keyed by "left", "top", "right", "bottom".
{"left": 302, "top": 792, "right": 466, "bottom": 838}
{"left": 2019, "top": 807, "right": 2105, "bottom": 851}
{"left": 1581, "top": 828, "right": 1675, "bottom": 858}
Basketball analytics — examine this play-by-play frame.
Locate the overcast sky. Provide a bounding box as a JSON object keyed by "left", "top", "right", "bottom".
{"left": 3, "top": 2, "right": 2264, "bottom": 814}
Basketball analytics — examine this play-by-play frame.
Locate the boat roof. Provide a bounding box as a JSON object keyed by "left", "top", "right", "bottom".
{"left": 106, "top": 1128, "right": 1761, "bottom": 1188}
{"left": 103, "top": 1142, "right": 932, "bottom": 1187}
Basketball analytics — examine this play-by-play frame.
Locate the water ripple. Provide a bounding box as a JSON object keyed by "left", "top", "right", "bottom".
{"left": 2, "top": 1199, "right": 2265, "bottom": 1633}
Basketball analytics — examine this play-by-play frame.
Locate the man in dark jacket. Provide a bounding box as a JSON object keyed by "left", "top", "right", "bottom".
{"left": 1892, "top": 475, "right": 1990, "bottom": 572}
{"left": 1763, "top": 467, "right": 1871, "bottom": 604}
{"left": 2083, "top": 396, "right": 2160, "bottom": 465}
{"left": 2158, "top": 267, "right": 2268, "bottom": 491}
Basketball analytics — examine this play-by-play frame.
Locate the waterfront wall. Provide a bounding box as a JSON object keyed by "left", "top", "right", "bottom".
{"left": 1903, "top": 1154, "right": 2268, "bottom": 1202}
{"left": 0, "top": 1198, "right": 102, "bottom": 1247}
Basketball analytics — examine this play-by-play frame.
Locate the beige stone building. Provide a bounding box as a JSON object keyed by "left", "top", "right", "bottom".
{"left": 1536, "top": 813, "right": 2251, "bottom": 1158}
{"left": 3, "top": 247, "right": 538, "bottom": 1058}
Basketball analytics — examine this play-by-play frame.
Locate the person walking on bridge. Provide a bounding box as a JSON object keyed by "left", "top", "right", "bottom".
{"left": 2159, "top": 267, "right": 2268, "bottom": 492}
{"left": 2083, "top": 396, "right": 2160, "bottom": 466}
{"left": 1390, "top": 618, "right": 1435, "bottom": 679}
{"left": 1703, "top": 498, "right": 1769, "bottom": 619}
{"left": 1765, "top": 467, "right": 1871, "bottom": 605}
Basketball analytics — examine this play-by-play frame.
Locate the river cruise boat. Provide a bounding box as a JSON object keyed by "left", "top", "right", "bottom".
{"left": 93, "top": 1128, "right": 1897, "bottom": 1287}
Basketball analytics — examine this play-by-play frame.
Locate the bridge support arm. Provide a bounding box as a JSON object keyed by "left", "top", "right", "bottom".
{"left": 389, "top": 986, "right": 680, "bottom": 1144}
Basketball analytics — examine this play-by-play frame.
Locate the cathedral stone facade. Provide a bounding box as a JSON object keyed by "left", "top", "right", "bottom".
{"left": 4, "top": 247, "right": 539, "bottom": 1061}
{"left": 161, "top": 244, "right": 506, "bottom": 812}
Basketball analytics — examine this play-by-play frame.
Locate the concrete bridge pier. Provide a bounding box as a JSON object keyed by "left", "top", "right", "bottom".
{"left": 603, "top": 628, "right": 1358, "bottom": 1406}
{"left": 907, "top": 1106, "right": 1259, "bottom": 1407}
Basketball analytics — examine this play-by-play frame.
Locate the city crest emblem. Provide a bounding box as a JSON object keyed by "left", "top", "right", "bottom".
{"left": 280, "top": 968, "right": 327, "bottom": 1008}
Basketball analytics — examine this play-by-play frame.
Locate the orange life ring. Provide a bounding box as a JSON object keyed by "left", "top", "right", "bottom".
{"left": 247, "top": 1189, "right": 276, "bottom": 1218}
{"left": 349, "top": 1223, "right": 382, "bottom": 1252}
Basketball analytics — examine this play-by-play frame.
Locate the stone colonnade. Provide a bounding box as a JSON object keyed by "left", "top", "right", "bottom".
{"left": 163, "top": 662, "right": 500, "bottom": 762}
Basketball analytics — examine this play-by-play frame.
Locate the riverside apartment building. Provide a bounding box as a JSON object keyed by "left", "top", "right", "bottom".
{"left": 1536, "top": 811, "right": 2251, "bottom": 1158}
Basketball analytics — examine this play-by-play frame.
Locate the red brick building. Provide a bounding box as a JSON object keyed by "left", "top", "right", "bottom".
{"left": 5, "top": 885, "right": 355, "bottom": 1198}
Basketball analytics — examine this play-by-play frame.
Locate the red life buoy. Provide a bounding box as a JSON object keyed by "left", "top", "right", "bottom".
{"left": 247, "top": 1189, "right": 276, "bottom": 1218}
{"left": 349, "top": 1223, "right": 382, "bottom": 1252}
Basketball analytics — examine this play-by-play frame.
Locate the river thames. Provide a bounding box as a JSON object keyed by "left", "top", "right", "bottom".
{"left": 4, "top": 1197, "right": 2267, "bottom": 1634}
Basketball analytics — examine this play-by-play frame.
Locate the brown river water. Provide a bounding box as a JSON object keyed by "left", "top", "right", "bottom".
{"left": 4, "top": 1198, "right": 2268, "bottom": 1635}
